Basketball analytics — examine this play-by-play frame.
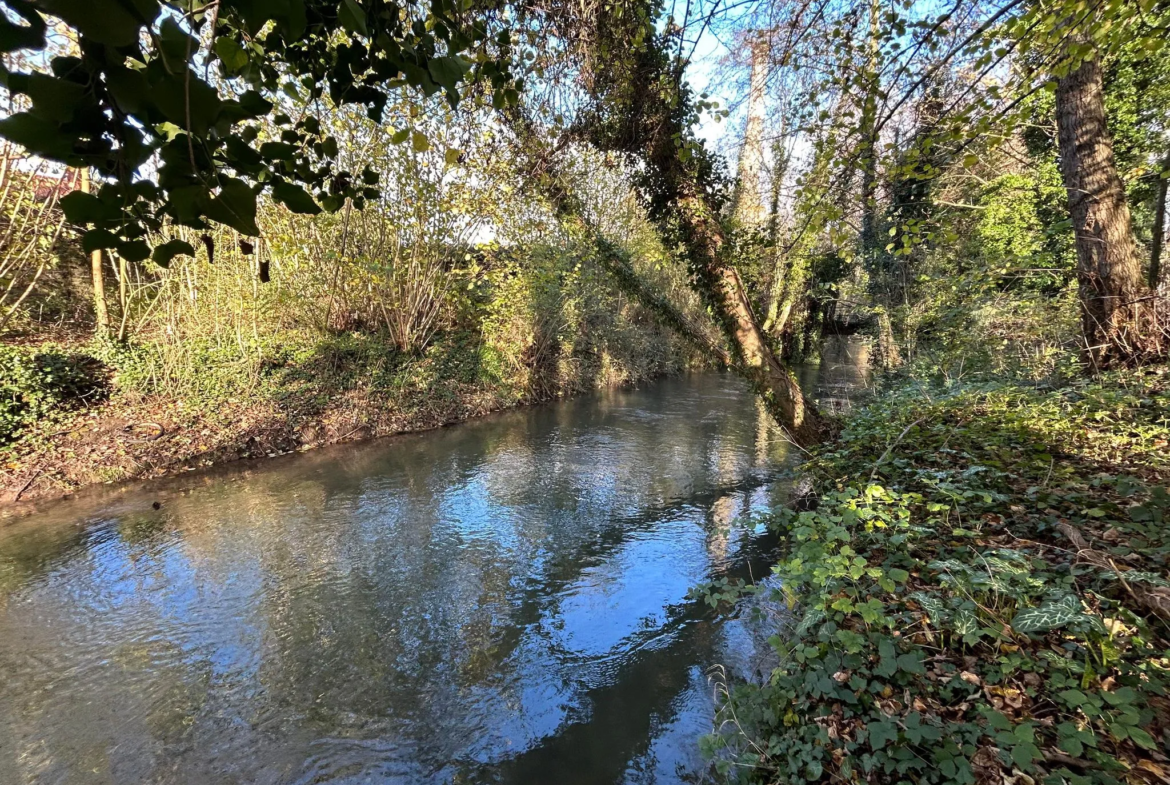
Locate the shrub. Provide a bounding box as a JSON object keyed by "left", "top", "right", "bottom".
{"left": 0, "top": 345, "right": 106, "bottom": 444}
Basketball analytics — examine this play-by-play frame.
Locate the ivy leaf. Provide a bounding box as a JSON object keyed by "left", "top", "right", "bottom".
{"left": 151, "top": 239, "right": 194, "bottom": 267}
{"left": 272, "top": 180, "right": 321, "bottom": 215}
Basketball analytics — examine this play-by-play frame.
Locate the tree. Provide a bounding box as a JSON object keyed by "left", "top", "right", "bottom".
{"left": 1055, "top": 44, "right": 1152, "bottom": 368}
{"left": 561, "top": 0, "right": 833, "bottom": 446}
{"left": 0, "top": 0, "right": 522, "bottom": 262}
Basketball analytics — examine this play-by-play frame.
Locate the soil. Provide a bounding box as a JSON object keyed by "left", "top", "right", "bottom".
{"left": 1, "top": 381, "right": 556, "bottom": 512}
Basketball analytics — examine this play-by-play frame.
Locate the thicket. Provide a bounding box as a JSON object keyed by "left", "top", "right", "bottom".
{"left": 0, "top": 97, "right": 704, "bottom": 447}
{"left": 0, "top": 344, "right": 103, "bottom": 444}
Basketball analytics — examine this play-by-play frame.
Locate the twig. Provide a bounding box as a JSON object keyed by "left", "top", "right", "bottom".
{"left": 12, "top": 467, "right": 43, "bottom": 502}
{"left": 869, "top": 417, "right": 924, "bottom": 484}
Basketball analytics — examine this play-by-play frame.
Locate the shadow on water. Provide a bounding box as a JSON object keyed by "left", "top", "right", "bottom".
{"left": 0, "top": 338, "right": 868, "bottom": 785}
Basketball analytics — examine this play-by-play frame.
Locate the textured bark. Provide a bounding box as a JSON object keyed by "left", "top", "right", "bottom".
{"left": 1150, "top": 155, "right": 1168, "bottom": 290}
{"left": 672, "top": 188, "right": 832, "bottom": 447}
{"left": 1055, "top": 53, "right": 1148, "bottom": 368}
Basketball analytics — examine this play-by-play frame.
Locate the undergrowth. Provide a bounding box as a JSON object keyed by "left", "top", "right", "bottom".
{"left": 707, "top": 366, "right": 1170, "bottom": 785}
{"left": 0, "top": 345, "right": 106, "bottom": 445}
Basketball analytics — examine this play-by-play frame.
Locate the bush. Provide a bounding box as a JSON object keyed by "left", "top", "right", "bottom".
{"left": 0, "top": 345, "right": 106, "bottom": 444}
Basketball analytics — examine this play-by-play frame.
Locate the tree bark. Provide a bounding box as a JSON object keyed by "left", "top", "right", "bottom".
{"left": 1055, "top": 51, "right": 1149, "bottom": 368}
{"left": 79, "top": 168, "right": 109, "bottom": 334}
{"left": 734, "top": 35, "right": 769, "bottom": 227}
{"left": 669, "top": 186, "right": 833, "bottom": 447}
{"left": 1150, "top": 154, "right": 1168, "bottom": 290}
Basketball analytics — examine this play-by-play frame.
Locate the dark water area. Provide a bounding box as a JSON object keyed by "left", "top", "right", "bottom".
{"left": 0, "top": 338, "right": 868, "bottom": 785}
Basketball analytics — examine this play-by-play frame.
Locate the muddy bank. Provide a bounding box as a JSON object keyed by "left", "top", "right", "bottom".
{"left": 1, "top": 370, "right": 677, "bottom": 512}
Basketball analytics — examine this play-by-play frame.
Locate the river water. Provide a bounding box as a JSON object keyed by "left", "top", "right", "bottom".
{"left": 0, "top": 339, "right": 867, "bottom": 785}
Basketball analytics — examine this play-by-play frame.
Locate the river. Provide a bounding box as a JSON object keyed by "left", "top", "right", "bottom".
{"left": 0, "top": 338, "right": 868, "bottom": 785}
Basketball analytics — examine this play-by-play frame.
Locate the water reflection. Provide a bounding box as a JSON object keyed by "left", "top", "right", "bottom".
{"left": 0, "top": 342, "right": 866, "bottom": 785}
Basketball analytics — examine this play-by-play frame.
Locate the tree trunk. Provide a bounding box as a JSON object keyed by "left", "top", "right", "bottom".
{"left": 1055, "top": 50, "right": 1149, "bottom": 368}
{"left": 761, "top": 137, "right": 791, "bottom": 332}
{"left": 858, "top": 0, "right": 882, "bottom": 265}
{"left": 734, "top": 35, "right": 769, "bottom": 227}
{"left": 1150, "top": 154, "right": 1168, "bottom": 290}
{"left": 671, "top": 185, "right": 832, "bottom": 447}
{"left": 79, "top": 168, "right": 109, "bottom": 334}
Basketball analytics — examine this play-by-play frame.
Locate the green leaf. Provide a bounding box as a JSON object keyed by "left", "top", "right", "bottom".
{"left": 151, "top": 239, "right": 194, "bottom": 267}
{"left": 24, "top": 72, "right": 87, "bottom": 123}
{"left": 272, "top": 180, "right": 321, "bottom": 215}
{"left": 260, "top": 141, "right": 296, "bottom": 160}
{"left": 427, "top": 55, "right": 471, "bottom": 89}
{"left": 116, "top": 239, "right": 150, "bottom": 262}
{"left": 411, "top": 131, "right": 430, "bottom": 152}
{"left": 204, "top": 178, "right": 259, "bottom": 236}
{"left": 897, "top": 652, "right": 926, "bottom": 674}
{"left": 1011, "top": 602, "right": 1082, "bottom": 634}
{"left": 214, "top": 37, "right": 248, "bottom": 73}
{"left": 61, "top": 192, "right": 111, "bottom": 225}
{"left": 0, "top": 9, "right": 46, "bottom": 53}
{"left": 338, "top": 0, "right": 368, "bottom": 36}
{"left": 1102, "top": 687, "right": 1137, "bottom": 706}
{"left": 1011, "top": 742, "right": 1041, "bottom": 769}
{"left": 38, "top": 0, "right": 152, "bottom": 47}
{"left": 391, "top": 128, "right": 410, "bottom": 145}
{"left": 888, "top": 568, "right": 909, "bottom": 583}
{"left": 953, "top": 609, "right": 979, "bottom": 636}
{"left": 1059, "top": 735, "right": 1084, "bottom": 757}
{"left": 1128, "top": 727, "right": 1157, "bottom": 750}
{"left": 868, "top": 720, "right": 898, "bottom": 750}
{"left": 908, "top": 591, "right": 948, "bottom": 620}
{"left": 81, "top": 229, "right": 119, "bottom": 253}
{"left": 0, "top": 112, "right": 73, "bottom": 160}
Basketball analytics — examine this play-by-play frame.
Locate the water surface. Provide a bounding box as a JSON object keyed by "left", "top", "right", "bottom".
{"left": 0, "top": 343, "right": 866, "bottom": 784}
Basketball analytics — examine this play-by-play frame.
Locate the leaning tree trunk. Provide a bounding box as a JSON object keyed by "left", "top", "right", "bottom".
{"left": 1055, "top": 50, "right": 1150, "bottom": 369}
{"left": 664, "top": 168, "right": 832, "bottom": 447}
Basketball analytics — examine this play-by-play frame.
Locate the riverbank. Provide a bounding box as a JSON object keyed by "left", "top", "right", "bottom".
{"left": 1, "top": 329, "right": 694, "bottom": 509}
{"left": 710, "top": 365, "right": 1170, "bottom": 785}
